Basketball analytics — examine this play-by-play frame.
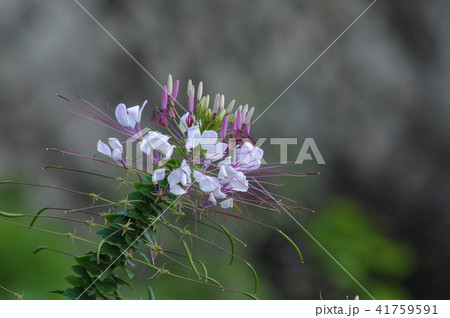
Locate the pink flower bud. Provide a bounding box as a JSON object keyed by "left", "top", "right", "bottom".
{"left": 220, "top": 116, "right": 229, "bottom": 140}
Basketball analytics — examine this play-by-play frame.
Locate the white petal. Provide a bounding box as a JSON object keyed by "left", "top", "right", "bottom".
{"left": 205, "top": 142, "right": 227, "bottom": 161}
{"left": 236, "top": 142, "right": 264, "bottom": 171}
{"left": 111, "top": 148, "right": 122, "bottom": 162}
{"left": 97, "top": 140, "right": 111, "bottom": 158}
{"left": 115, "top": 103, "right": 129, "bottom": 127}
{"left": 127, "top": 106, "right": 140, "bottom": 129}
{"left": 214, "top": 188, "right": 227, "bottom": 199}
{"left": 142, "top": 131, "right": 171, "bottom": 155}
{"left": 218, "top": 165, "right": 228, "bottom": 179}
{"left": 193, "top": 170, "right": 203, "bottom": 180}
{"left": 179, "top": 112, "right": 190, "bottom": 134}
{"left": 167, "top": 169, "right": 185, "bottom": 186}
{"left": 229, "top": 172, "right": 249, "bottom": 192}
{"left": 199, "top": 176, "right": 220, "bottom": 192}
{"left": 180, "top": 159, "right": 191, "bottom": 184}
{"left": 200, "top": 130, "right": 218, "bottom": 148}
{"left": 180, "top": 172, "right": 188, "bottom": 186}
{"left": 170, "top": 184, "right": 186, "bottom": 196}
{"left": 187, "top": 125, "right": 201, "bottom": 139}
{"left": 137, "top": 100, "right": 147, "bottom": 123}
{"left": 163, "top": 144, "right": 175, "bottom": 160}
{"left": 108, "top": 137, "right": 123, "bottom": 153}
{"left": 208, "top": 192, "right": 217, "bottom": 205}
{"left": 152, "top": 168, "right": 166, "bottom": 183}
{"left": 140, "top": 139, "right": 152, "bottom": 155}
{"left": 220, "top": 198, "right": 234, "bottom": 209}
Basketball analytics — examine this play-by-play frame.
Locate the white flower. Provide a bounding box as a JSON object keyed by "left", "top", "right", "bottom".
{"left": 185, "top": 126, "right": 227, "bottom": 160}
{"left": 167, "top": 159, "right": 191, "bottom": 195}
{"left": 115, "top": 101, "right": 147, "bottom": 129}
{"left": 179, "top": 113, "right": 191, "bottom": 134}
{"left": 152, "top": 168, "right": 166, "bottom": 184}
{"left": 234, "top": 142, "right": 264, "bottom": 171}
{"left": 200, "top": 130, "right": 227, "bottom": 160}
{"left": 97, "top": 138, "right": 124, "bottom": 163}
{"left": 185, "top": 125, "right": 201, "bottom": 152}
{"left": 193, "top": 171, "right": 220, "bottom": 192}
{"left": 192, "top": 170, "right": 227, "bottom": 204}
{"left": 218, "top": 156, "right": 249, "bottom": 192}
{"left": 220, "top": 198, "right": 233, "bottom": 209}
{"left": 140, "top": 131, "right": 174, "bottom": 160}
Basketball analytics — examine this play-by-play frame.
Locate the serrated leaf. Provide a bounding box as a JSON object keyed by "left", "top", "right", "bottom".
{"left": 63, "top": 287, "right": 85, "bottom": 300}
{"left": 64, "top": 275, "right": 85, "bottom": 287}
{"left": 94, "top": 279, "right": 117, "bottom": 295}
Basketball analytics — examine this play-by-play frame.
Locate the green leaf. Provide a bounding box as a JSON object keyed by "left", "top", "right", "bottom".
{"left": 123, "top": 266, "right": 134, "bottom": 279}
{"left": 75, "top": 255, "right": 103, "bottom": 275}
{"left": 63, "top": 287, "right": 85, "bottom": 300}
{"left": 111, "top": 274, "right": 135, "bottom": 292}
{"left": 100, "top": 242, "right": 122, "bottom": 259}
{"left": 96, "top": 228, "right": 122, "bottom": 245}
{"left": 64, "top": 275, "right": 85, "bottom": 287}
{"left": 71, "top": 265, "right": 92, "bottom": 285}
{"left": 135, "top": 250, "right": 151, "bottom": 265}
{"left": 94, "top": 279, "right": 117, "bottom": 295}
{"left": 49, "top": 290, "right": 64, "bottom": 295}
{"left": 103, "top": 213, "right": 125, "bottom": 224}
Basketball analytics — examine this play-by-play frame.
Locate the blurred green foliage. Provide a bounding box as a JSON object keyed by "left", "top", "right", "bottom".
{"left": 309, "top": 198, "right": 415, "bottom": 300}
{"left": 0, "top": 186, "right": 75, "bottom": 300}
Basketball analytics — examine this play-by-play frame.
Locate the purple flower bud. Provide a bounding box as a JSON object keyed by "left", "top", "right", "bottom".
{"left": 161, "top": 86, "right": 168, "bottom": 110}
{"left": 171, "top": 80, "right": 180, "bottom": 101}
{"left": 167, "top": 105, "right": 175, "bottom": 118}
{"left": 188, "top": 90, "right": 194, "bottom": 114}
{"left": 220, "top": 116, "right": 229, "bottom": 140}
{"left": 230, "top": 119, "right": 236, "bottom": 132}
{"left": 244, "top": 121, "right": 251, "bottom": 136}
{"left": 236, "top": 107, "right": 242, "bottom": 130}
{"left": 186, "top": 114, "right": 194, "bottom": 127}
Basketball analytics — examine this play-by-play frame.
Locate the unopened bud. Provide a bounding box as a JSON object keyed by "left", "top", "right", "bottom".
{"left": 244, "top": 107, "right": 254, "bottom": 125}
{"left": 197, "top": 81, "right": 203, "bottom": 101}
{"left": 242, "top": 104, "right": 248, "bottom": 118}
{"left": 226, "top": 100, "right": 235, "bottom": 113}
{"left": 213, "top": 94, "right": 220, "bottom": 114}
{"left": 167, "top": 74, "right": 173, "bottom": 95}
{"left": 187, "top": 79, "right": 193, "bottom": 96}
{"left": 220, "top": 95, "right": 225, "bottom": 111}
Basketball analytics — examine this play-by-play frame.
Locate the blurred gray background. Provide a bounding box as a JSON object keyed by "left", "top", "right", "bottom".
{"left": 0, "top": 0, "right": 449, "bottom": 299}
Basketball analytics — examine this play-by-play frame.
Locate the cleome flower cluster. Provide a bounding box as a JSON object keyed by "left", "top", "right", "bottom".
{"left": 97, "top": 75, "right": 262, "bottom": 210}
{"left": 60, "top": 75, "right": 307, "bottom": 217}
